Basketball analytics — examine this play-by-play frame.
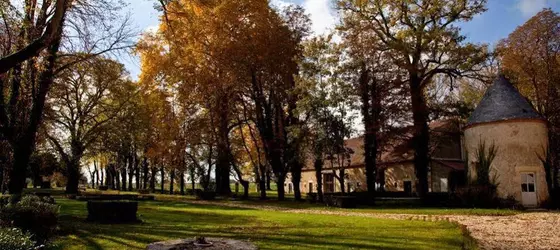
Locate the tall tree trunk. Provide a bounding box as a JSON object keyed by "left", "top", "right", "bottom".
{"left": 276, "top": 174, "right": 286, "bottom": 201}
{"left": 7, "top": 16, "right": 66, "bottom": 194}
{"left": 160, "top": 165, "right": 165, "bottom": 194}
{"left": 128, "top": 157, "right": 133, "bottom": 191}
{"left": 314, "top": 158, "right": 324, "bottom": 202}
{"left": 95, "top": 168, "right": 99, "bottom": 188}
{"left": 169, "top": 169, "right": 175, "bottom": 195}
{"left": 291, "top": 161, "right": 302, "bottom": 201}
{"left": 410, "top": 78, "right": 430, "bottom": 198}
{"left": 266, "top": 170, "right": 272, "bottom": 190}
{"left": 359, "top": 65, "right": 379, "bottom": 199}
{"left": 135, "top": 155, "right": 140, "bottom": 190}
{"left": 65, "top": 157, "right": 81, "bottom": 194}
{"left": 9, "top": 145, "right": 32, "bottom": 193}
{"left": 90, "top": 171, "right": 95, "bottom": 189}
{"left": 215, "top": 108, "right": 231, "bottom": 196}
{"left": 150, "top": 166, "right": 156, "bottom": 192}
{"left": 121, "top": 166, "right": 127, "bottom": 191}
{"left": 143, "top": 157, "right": 149, "bottom": 190}
{"left": 240, "top": 180, "right": 249, "bottom": 200}
{"left": 105, "top": 167, "right": 110, "bottom": 187}
{"left": 259, "top": 166, "right": 267, "bottom": 200}
{"left": 99, "top": 168, "right": 103, "bottom": 187}
{"left": 115, "top": 168, "right": 120, "bottom": 190}
{"left": 180, "top": 171, "right": 185, "bottom": 195}
{"left": 65, "top": 143, "right": 84, "bottom": 194}
{"left": 191, "top": 168, "right": 196, "bottom": 193}
{"left": 338, "top": 168, "right": 346, "bottom": 194}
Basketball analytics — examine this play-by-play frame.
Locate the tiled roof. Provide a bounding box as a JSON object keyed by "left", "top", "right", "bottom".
{"left": 467, "top": 75, "right": 543, "bottom": 126}
{"left": 308, "top": 120, "right": 462, "bottom": 170}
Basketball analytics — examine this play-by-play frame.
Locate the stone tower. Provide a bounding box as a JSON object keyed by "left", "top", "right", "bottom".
{"left": 464, "top": 75, "right": 549, "bottom": 207}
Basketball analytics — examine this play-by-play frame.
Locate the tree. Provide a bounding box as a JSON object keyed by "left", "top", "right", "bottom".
{"left": 496, "top": 8, "right": 560, "bottom": 192}
{"left": 45, "top": 57, "right": 132, "bottom": 194}
{"left": 0, "top": 0, "right": 131, "bottom": 194}
{"left": 138, "top": 0, "right": 310, "bottom": 200}
{"left": 336, "top": 0, "right": 489, "bottom": 197}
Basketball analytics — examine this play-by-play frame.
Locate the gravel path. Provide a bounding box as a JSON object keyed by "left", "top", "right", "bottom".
{"left": 187, "top": 200, "right": 560, "bottom": 250}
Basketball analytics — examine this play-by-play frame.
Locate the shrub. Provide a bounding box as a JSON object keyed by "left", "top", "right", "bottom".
{"left": 543, "top": 188, "right": 560, "bottom": 209}
{"left": 0, "top": 228, "right": 36, "bottom": 250}
{"left": 0, "top": 195, "right": 59, "bottom": 244}
{"left": 98, "top": 185, "right": 109, "bottom": 191}
{"left": 453, "top": 185, "right": 500, "bottom": 208}
{"left": 87, "top": 201, "right": 139, "bottom": 223}
{"left": 323, "top": 194, "right": 357, "bottom": 208}
{"left": 306, "top": 193, "right": 317, "bottom": 203}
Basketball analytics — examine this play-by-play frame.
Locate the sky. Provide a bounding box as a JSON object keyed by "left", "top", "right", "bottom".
{"left": 121, "top": 0, "right": 560, "bottom": 79}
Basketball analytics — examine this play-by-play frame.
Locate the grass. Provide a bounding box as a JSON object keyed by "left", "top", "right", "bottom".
{"left": 50, "top": 198, "right": 475, "bottom": 250}
{"left": 150, "top": 196, "right": 520, "bottom": 216}
{"left": 24, "top": 187, "right": 519, "bottom": 216}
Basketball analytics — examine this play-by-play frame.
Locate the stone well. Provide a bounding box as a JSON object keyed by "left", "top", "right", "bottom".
{"left": 146, "top": 238, "right": 257, "bottom": 250}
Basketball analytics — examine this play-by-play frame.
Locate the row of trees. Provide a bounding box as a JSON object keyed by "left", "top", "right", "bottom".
{"left": 135, "top": 0, "right": 491, "bottom": 200}
{"left": 0, "top": 0, "right": 558, "bottom": 201}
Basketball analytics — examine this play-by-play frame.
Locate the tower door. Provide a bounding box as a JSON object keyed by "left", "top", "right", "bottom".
{"left": 521, "top": 173, "right": 537, "bottom": 207}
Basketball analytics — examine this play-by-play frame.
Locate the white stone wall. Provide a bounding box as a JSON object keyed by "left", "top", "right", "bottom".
{"left": 464, "top": 120, "right": 549, "bottom": 205}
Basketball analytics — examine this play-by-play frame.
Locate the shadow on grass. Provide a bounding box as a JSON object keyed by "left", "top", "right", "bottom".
{"left": 51, "top": 199, "right": 467, "bottom": 250}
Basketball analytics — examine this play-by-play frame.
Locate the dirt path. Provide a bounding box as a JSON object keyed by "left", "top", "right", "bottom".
{"left": 187, "top": 200, "right": 560, "bottom": 250}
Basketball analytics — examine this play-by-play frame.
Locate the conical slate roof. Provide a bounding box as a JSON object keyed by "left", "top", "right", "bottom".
{"left": 467, "top": 75, "right": 543, "bottom": 126}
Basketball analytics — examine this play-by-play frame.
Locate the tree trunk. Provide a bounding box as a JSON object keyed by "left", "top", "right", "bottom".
{"left": 105, "top": 167, "right": 110, "bottom": 187}
{"left": 409, "top": 78, "right": 430, "bottom": 198}
{"left": 95, "top": 168, "right": 100, "bottom": 188}
{"left": 121, "top": 166, "right": 127, "bottom": 191}
{"left": 160, "top": 165, "right": 165, "bottom": 194}
{"left": 276, "top": 174, "right": 286, "bottom": 201}
{"left": 259, "top": 166, "right": 267, "bottom": 200}
{"left": 314, "top": 158, "right": 324, "bottom": 202}
{"left": 359, "top": 64, "right": 379, "bottom": 200}
{"left": 266, "top": 170, "right": 272, "bottom": 190}
{"left": 191, "top": 170, "right": 196, "bottom": 194}
{"left": 338, "top": 169, "right": 346, "bottom": 194}
{"left": 291, "top": 162, "right": 302, "bottom": 201}
{"left": 135, "top": 155, "right": 140, "bottom": 190}
{"left": 65, "top": 157, "right": 80, "bottom": 194}
{"left": 90, "top": 171, "right": 95, "bottom": 189}
{"left": 115, "top": 169, "right": 120, "bottom": 190}
{"left": 8, "top": 144, "right": 33, "bottom": 194}
{"left": 240, "top": 180, "right": 249, "bottom": 200}
{"left": 7, "top": 19, "right": 65, "bottom": 194}
{"left": 215, "top": 108, "right": 231, "bottom": 196}
{"left": 180, "top": 171, "right": 185, "bottom": 195}
{"left": 143, "top": 157, "right": 149, "bottom": 190}
{"left": 169, "top": 169, "right": 175, "bottom": 195}
{"left": 259, "top": 179, "right": 267, "bottom": 200}
{"left": 150, "top": 166, "right": 156, "bottom": 192}
{"left": 128, "top": 161, "right": 133, "bottom": 191}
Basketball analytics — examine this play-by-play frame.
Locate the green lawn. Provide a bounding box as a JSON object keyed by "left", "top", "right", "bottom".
{"left": 50, "top": 199, "right": 475, "bottom": 250}
{"left": 233, "top": 199, "right": 519, "bottom": 216}
{"left": 152, "top": 197, "right": 519, "bottom": 216}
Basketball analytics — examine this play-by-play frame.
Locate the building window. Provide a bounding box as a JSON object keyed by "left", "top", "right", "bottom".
{"left": 324, "top": 174, "right": 335, "bottom": 193}
{"left": 308, "top": 182, "right": 313, "bottom": 193}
